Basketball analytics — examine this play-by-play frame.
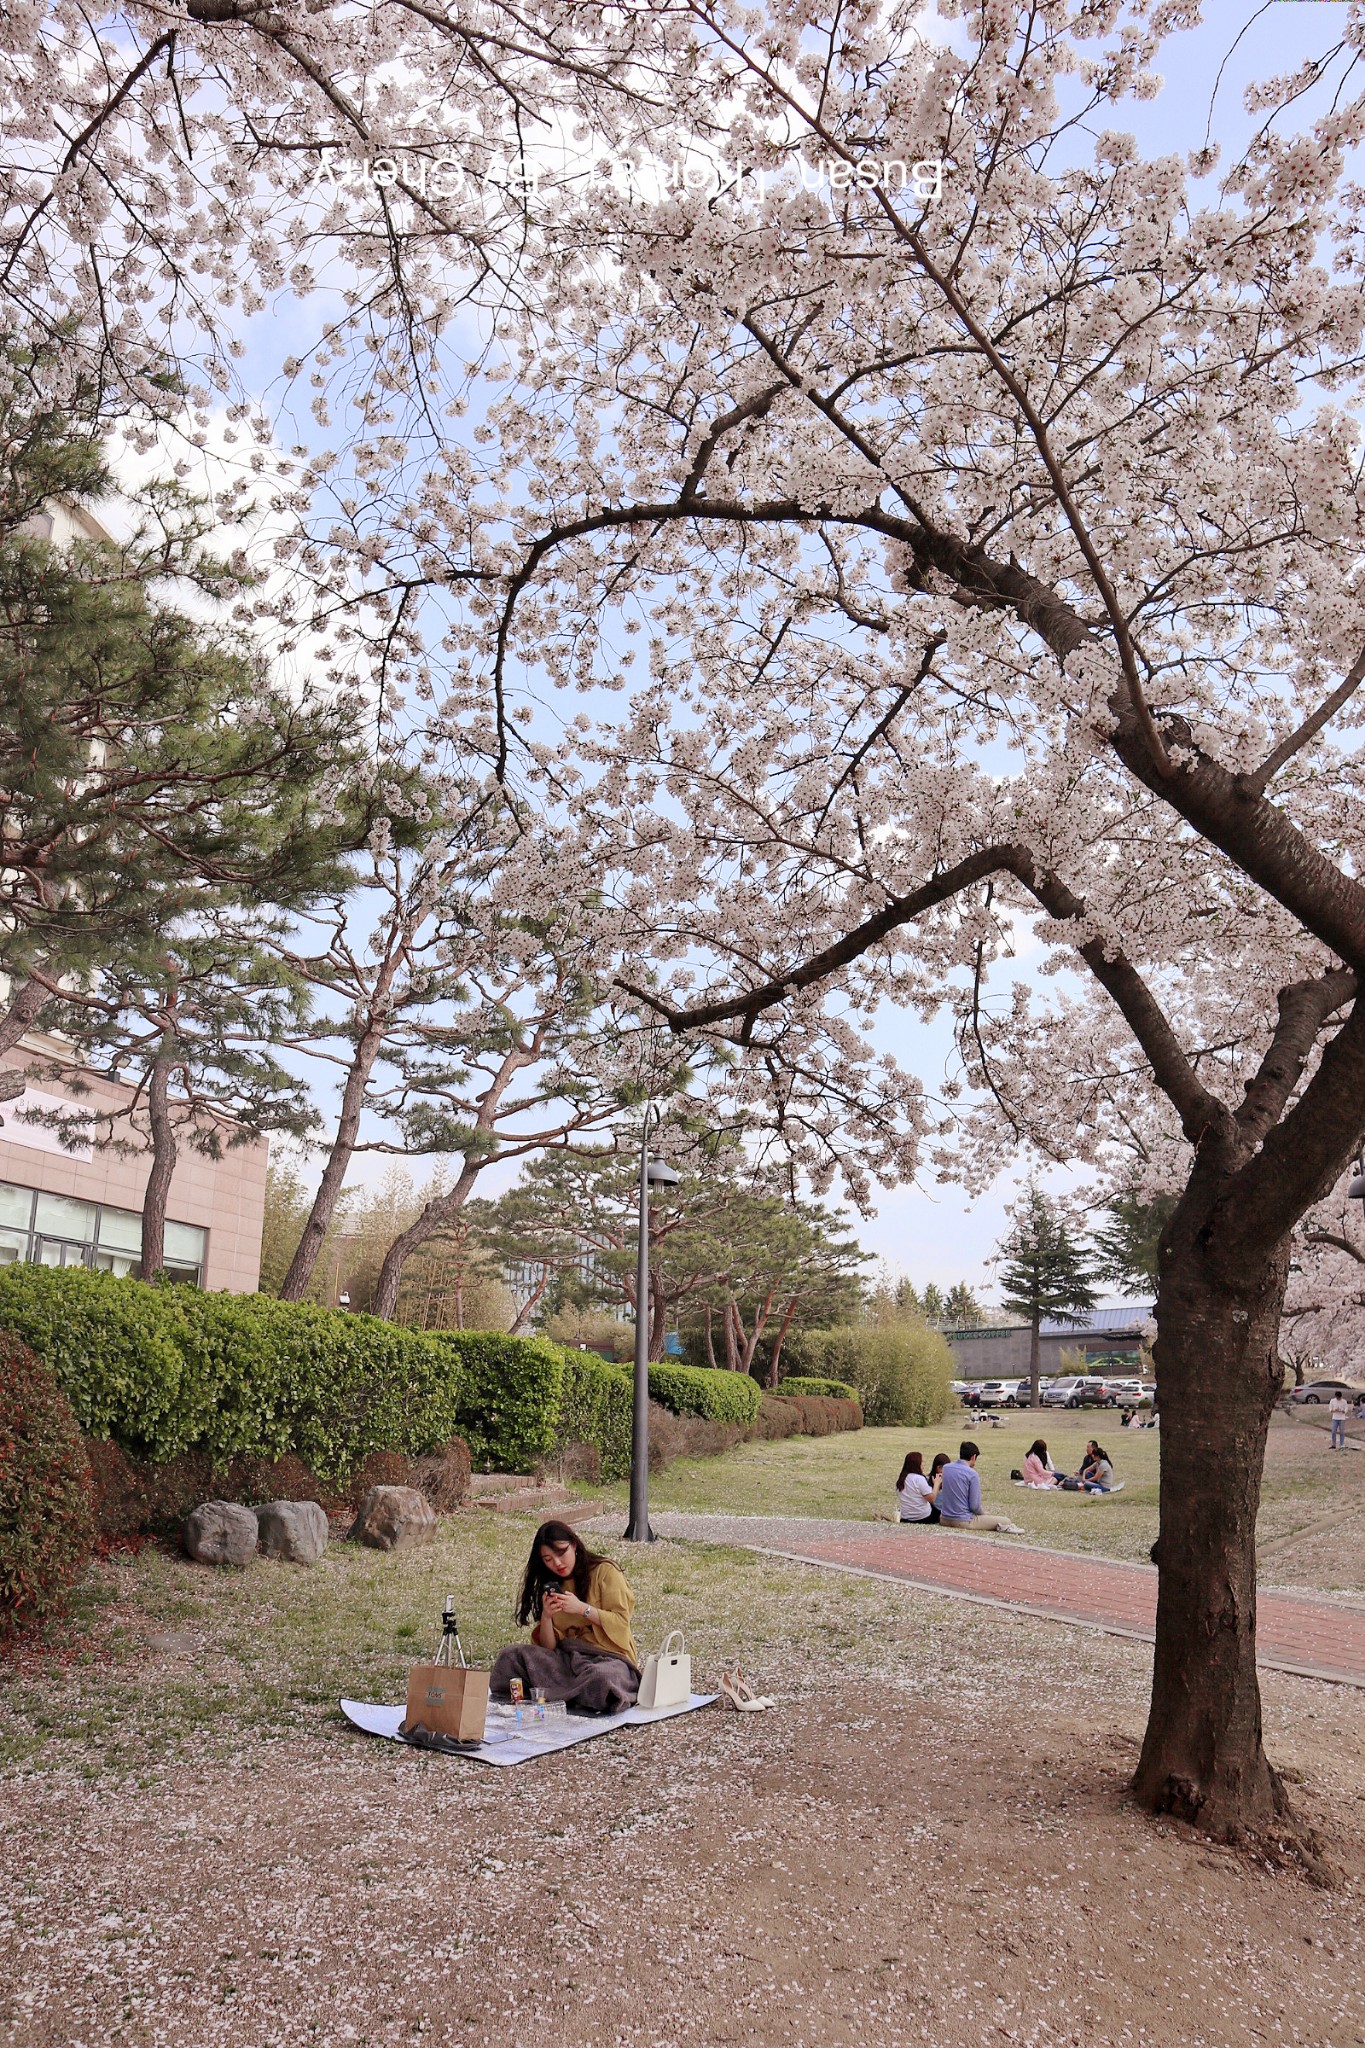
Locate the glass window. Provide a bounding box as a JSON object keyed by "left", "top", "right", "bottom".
{"left": 34, "top": 1192, "right": 96, "bottom": 1242}
{"left": 0, "top": 1182, "right": 34, "bottom": 1231}
{"left": 164, "top": 1220, "right": 207, "bottom": 1265}
{"left": 0, "top": 1235, "right": 24, "bottom": 1266}
{"left": 96, "top": 1205, "right": 143, "bottom": 1254}
{"left": 162, "top": 1262, "right": 201, "bottom": 1287}
{"left": 37, "top": 1238, "right": 86, "bottom": 1267}
{"left": 91, "top": 1249, "right": 138, "bottom": 1277}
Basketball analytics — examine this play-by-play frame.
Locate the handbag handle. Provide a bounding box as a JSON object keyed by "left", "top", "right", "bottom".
{"left": 660, "top": 1629, "right": 686, "bottom": 1658}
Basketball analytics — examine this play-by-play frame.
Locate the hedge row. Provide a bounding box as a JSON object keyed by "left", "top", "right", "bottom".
{"left": 0, "top": 1266, "right": 762, "bottom": 1484}
{"left": 646, "top": 1361, "right": 762, "bottom": 1425}
{"left": 777, "top": 1374, "right": 860, "bottom": 1404}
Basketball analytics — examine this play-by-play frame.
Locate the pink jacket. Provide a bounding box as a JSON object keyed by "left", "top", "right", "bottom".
{"left": 1021, "top": 1453, "right": 1054, "bottom": 1487}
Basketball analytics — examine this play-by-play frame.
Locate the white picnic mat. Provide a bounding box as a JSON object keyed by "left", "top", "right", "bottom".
{"left": 340, "top": 1691, "right": 716, "bottom": 1766}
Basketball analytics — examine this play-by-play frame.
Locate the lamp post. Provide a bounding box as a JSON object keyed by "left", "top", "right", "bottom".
{"left": 623, "top": 1107, "right": 679, "bottom": 1543}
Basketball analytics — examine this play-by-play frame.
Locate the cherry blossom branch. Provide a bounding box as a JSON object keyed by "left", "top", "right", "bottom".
{"left": 1239, "top": 645, "right": 1365, "bottom": 797}
{"left": 1234, "top": 969, "right": 1358, "bottom": 1148}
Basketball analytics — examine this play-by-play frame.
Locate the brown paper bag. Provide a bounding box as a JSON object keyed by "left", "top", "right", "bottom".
{"left": 403, "top": 1664, "right": 490, "bottom": 1742}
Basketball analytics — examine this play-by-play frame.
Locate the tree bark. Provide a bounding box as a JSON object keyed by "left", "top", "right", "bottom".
{"left": 371, "top": 1161, "right": 479, "bottom": 1320}
{"left": 704, "top": 1304, "right": 717, "bottom": 1370}
{"left": 1028, "top": 1314, "right": 1041, "bottom": 1408}
{"left": 140, "top": 1050, "right": 177, "bottom": 1279}
{"left": 766, "top": 1297, "right": 799, "bottom": 1387}
{"left": 278, "top": 1017, "right": 387, "bottom": 1301}
{"left": 649, "top": 1263, "right": 666, "bottom": 1361}
{"left": 1132, "top": 1197, "right": 1313, "bottom": 1859}
{"left": 0, "top": 975, "right": 50, "bottom": 1058}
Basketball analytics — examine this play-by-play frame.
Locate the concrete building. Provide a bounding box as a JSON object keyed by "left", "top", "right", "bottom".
{"left": 0, "top": 1038, "right": 268, "bottom": 1293}
{"left": 942, "top": 1304, "right": 1155, "bottom": 1381}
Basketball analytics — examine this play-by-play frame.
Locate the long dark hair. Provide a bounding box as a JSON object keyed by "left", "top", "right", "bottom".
{"left": 515, "top": 1519, "right": 609, "bottom": 1624}
{"left": 928, "top": 1452, "right": 950, "bottom": 1480}
{"left": 896, "top": 1450, "right": 924, "bottom": 1489}
{"left": 1027, "top": 1439, "right": 1049, "bottom": 1463}
{"left": 1089, "top": 1443, "right": 1110, "bottom": 1465}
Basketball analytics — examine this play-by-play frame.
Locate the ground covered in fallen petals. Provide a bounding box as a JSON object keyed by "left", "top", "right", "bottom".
{"left": 4, "top": 1436, "right": 1365, "bottom": 2048}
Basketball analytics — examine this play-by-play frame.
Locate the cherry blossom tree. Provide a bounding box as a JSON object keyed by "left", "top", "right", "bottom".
{"left": 13, "top": 0, "right": 1365, "bottom": 1861}
{"left": 400, "top": 2, "right": 1365, "bottom": 1861}
{"left": 1283, "top": 1174, "right": 1365, "bottom": 1378}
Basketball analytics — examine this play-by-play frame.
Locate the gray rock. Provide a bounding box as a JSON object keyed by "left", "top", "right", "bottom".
{"left": 347, "top": 1483, "right": 437, "bottom": 1552}
{"left": 255, "top": 1498, "right": 329, "bottom": 1565}
{"left": 183, "top": 1500, "right": 258, "bottom": 1568}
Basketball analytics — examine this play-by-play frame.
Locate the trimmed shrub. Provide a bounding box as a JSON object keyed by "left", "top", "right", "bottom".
{"left": 784, "top": 1322, "right": 955, "bottom": 1426}
{"left": 553, "top": 1350, "right": 633, "bottom": 1481}
{"left": 425, "top": 1330, "right": 563, "bottom": 1472}
{"left": 646, "top": 1362, "right": 762, "bottom": 1425}
{"left": 777, "top": 1374, "right": 860, "bottom": 1404}
{"left": 0, "top": 1332, "right": 95, "bottom": 1644}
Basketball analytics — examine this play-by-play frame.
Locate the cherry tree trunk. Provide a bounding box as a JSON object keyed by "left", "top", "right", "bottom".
{"left": 1133, "top": 1226, "right": 1301, "bottom": 1849}
{"left": 1027, "top": 1316, "right": 1042, "bottom": 1408}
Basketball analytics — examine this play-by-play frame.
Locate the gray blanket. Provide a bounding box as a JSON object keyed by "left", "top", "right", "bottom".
{"left": 490, "top": 1640, "right": 640, "bottom": 1716}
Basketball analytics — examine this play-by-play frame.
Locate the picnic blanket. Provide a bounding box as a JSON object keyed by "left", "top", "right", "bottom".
{"left": 340, "top": 1691, "right": 716, "bottom": 1767}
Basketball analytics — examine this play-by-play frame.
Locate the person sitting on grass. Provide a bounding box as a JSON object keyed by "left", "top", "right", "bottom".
{"left": 1059, "top": 1440, "right": 1115, "bottom": 1492}
{"left": 928, "top": 1451, "right": 951, "bottom": 1490}
{"left": 490, "top": 1520, "right": 641, "bottom": 1715}
{"left": 895, "top": 1450, "right": 941, "bottom": 1524}
{"left": 1081, "top": 1442, "right": 1116, "bottom": 1492}
{"left": 936, "top": 1442, "right": 1024, "bottom": 1533}
{"left": 1019, "top": 1439, "right": 1058, "bottom": 1488}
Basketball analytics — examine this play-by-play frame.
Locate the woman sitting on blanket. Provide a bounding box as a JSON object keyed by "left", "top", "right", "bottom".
{"left": 490, "top": 1520, "right": 641, "bottom": 1715}
{"left": 1020, "top": 1439, "right": 1058, "bottom": 1488}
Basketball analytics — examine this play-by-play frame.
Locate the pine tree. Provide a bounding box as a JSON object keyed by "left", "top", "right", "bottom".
{"left": 994, "top": 1186, "right": 1098, "bottom": 1407}
{"left": 1091, "top": 1192, "right": 1177, "bottom": 1297}
{"left": 0, "top": 346, "right": 376, "bottom": 1054}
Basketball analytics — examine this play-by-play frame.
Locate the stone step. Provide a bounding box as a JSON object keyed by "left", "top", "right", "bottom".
{"left": 469, "top": 1472, "right": 539, "bottom": 1499}
{"left": 475, "top": 1483, "right": 573, "bottom": 1516}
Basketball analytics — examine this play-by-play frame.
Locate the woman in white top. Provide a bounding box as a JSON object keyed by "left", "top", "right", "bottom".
{"left": 895, "top": 1450, "right": 940, "bottom": 1524}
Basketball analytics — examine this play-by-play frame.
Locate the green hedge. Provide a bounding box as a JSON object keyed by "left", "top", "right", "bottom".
{"left": 0, "top": 1266, "right": 768, "bottom": 1484}
{"left": 777, "top": 1374, "right": 860, "bottom": 1403}
{"left": 646, "top": 1362, "right": 762, "bottom": 1424}
{"left": 0, "top": 1267, "right": 687, "bottom": 1485}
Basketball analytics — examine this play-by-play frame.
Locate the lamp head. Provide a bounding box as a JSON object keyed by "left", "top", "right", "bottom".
{"left": 1350, "top": 1164, "right": 1365, "bottom": 1203}
{"left": 645, "top": 1157, "right": 681, "bottom": 1189}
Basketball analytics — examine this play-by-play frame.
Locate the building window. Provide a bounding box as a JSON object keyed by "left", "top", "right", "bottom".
{"left": 0, "top": 1180, "right": 207, "bottom": 1285}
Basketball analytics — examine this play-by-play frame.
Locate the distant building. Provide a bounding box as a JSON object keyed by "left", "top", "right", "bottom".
{"left": 942, "top": 1304, "right": 1155, "bottom": 1381}
{"left": 0, "top": 1039, "right": 268, "bottom": 1293}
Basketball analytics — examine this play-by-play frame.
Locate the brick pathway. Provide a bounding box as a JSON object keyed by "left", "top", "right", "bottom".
{"left": 638, "top": 1511, "right": 1365, "bottom": 1689}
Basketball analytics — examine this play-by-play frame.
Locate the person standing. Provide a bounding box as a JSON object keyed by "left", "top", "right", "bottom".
{"left": 1329, "top": 1391, "right": 1350, "bottom": 1451}
{"left": 937, "top": 1442, "right": 1023, "bottom": 1533}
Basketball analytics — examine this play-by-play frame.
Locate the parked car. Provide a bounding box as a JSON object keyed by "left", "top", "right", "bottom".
{"left": 1107, "top": 1378, "right": 1149, "bottom": 1408}
{"left": 966, "top": 1380, "right": 1011, "bottom": 1407}
{"left": 1011, "top": 1377, "right": 1048, "bottom": 1406}
{"left": 1042, "top": 1375, "right": 1116, "bottom": 1408}
{"left": 1291, "top": 1378, "right": 1363, "bottom": 1406}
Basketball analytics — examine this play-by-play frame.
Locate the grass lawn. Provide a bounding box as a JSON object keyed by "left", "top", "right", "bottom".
{"left": 594, "top": 1403, "right": 1365, "bottom": 1587}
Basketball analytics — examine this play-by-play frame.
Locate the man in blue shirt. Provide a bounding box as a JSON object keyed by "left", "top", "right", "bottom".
{"left": 937, "top": 1442, "right": 1023, "bottom": 1533}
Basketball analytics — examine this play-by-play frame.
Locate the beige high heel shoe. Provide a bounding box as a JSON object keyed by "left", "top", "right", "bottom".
{"left": 721, "top": 1668, "right": 776, "bottom": 1711}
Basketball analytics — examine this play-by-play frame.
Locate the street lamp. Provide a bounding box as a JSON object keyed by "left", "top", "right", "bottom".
{"left": 1349, "top": 1159, "right": 1365, "bottom": 1203}
{"left": 623, "top": 1109, "right": 680, "bottom": 1543}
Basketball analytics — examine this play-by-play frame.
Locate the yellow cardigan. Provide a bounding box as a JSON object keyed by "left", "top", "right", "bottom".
{"left": 551, "top": 1560, "right": 640, "bottom": 1668}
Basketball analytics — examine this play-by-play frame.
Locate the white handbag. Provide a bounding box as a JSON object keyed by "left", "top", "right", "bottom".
{"left": 636, "top": 1629, "right": 691, "bottom": 1711}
